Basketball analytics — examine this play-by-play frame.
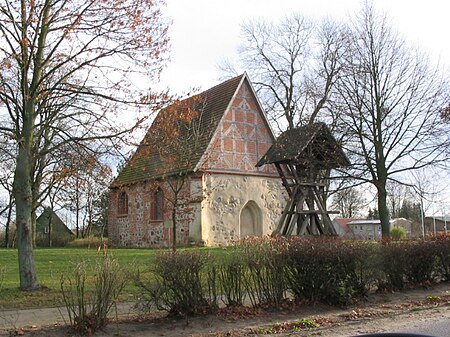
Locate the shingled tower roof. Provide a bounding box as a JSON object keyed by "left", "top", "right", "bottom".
{"left": 112, "top": 74, "right": 247, "bottom": 187}
{"left": 256, "top": 122, "right": 349, "bottom": 170}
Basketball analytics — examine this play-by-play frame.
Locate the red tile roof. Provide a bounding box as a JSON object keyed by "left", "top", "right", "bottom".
{"left": 332, "top": 218, "right": 359, "bottom": 233}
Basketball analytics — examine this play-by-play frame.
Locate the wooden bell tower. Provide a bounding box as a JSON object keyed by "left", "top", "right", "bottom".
{"left": 256, "top": 123, "right": 350, "bottom": 236}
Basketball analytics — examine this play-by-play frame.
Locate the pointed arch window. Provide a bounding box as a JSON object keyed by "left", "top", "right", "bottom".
{"left": 118, "top": 191, "right": 128, "bottom": 216}
{"left": 151, "top": 189, "right": 164, "bottom": 221}
{"left": 240, "top": 201, "right": 262, "bottom": 238}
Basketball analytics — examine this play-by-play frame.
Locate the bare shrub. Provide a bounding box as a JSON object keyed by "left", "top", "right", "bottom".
{"left": 60, "top": 255, "right": 127, "bottom": 334}
{"left": 216, "top": 251, "right": 247, "bottom": 307}
{"left": 66, "top": 237, "right": 108, "bottom": 248}
{"left": 237, "top": 237, "right": 288, "bottom": 307}
{"left": 136, "top": 250, "right": 217, "bottom": 317}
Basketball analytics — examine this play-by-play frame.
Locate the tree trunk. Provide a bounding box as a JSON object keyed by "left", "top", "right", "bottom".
{"left": 4, "top": 218, "right": 9, "bottom": 248}
{"left": 376, "top": 182, "right": 390, "bottom": 238}
{"left": 31, "top": 206, "right": 37, "bottom": 248}
{"left": 14, "top": 146, "right": 39, "bottom": 290}
{"left": 172, "top": 202, "right": 177, "bottom": 252}
{"left": 48, "top": 214, "right": 52, "bottom": 248}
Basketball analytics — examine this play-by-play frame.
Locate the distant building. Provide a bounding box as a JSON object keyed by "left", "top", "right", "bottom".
{"left": 390, "top": 218, "right": 413, "bottom": 237}
{"left": 423, "top": 216, "right": 448, "bottom": 235}
{"left": 36, "top": 208, "right": 75, "bottom": 247}
{"left": 334, "top": 216, "right": 449, "bottom": 239}
{"left": 347, "top": 219, "right": 382, "bottom": 240}
{"left": 332, "top": 218, "right": 356, "bottom": 237}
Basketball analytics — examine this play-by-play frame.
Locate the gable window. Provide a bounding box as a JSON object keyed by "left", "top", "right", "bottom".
{"left": 118, "top": 191, "right": 128, "bottom": 216}
{"left": 151, "top": 189, "right": 163, "bottom": 221}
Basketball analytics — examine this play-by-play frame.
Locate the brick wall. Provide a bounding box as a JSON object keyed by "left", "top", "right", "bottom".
{"left": 203, "top": 80, "right": 278, "bottom": 176}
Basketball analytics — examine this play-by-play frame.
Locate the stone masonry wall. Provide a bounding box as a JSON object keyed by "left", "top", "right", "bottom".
{"left": 108, "top": 180, "right": 195, "bottom": 248}
{"left": 201, "top": 173, "right": 286, "bottom": 246}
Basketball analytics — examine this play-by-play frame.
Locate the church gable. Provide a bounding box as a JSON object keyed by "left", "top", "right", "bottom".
{"left": 200, "top": 78, "right": 277, "bottom": 175}
{"left": 112, "top": 74, "right": 245, "bottom": 187}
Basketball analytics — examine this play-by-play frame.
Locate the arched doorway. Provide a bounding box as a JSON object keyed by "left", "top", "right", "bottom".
{"left": 239, "top": 201, "right": 262, "bottom": 238}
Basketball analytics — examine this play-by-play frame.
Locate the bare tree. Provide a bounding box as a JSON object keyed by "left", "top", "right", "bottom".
{"left": 335, "top": 3, "right": 449, "bottom": 237}
{"left": 222, "top": 14, "right": 346, "bottom": 131}
{"left": 386, "top": 181, "right": 412, "bottom": 218}
{"left": 331, "top": 186, "right": 366, "bottom": 218}
{"left": 0, "top": 0, "right": 169, "bottom": 290}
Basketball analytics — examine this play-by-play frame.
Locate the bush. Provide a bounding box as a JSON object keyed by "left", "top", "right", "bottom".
{"left": 60, "top": 255, "right": 127, "bottom": 335}
{"left": 136, "top": 250, "right": 217, "bottom": 317}
{"left": 403, "top": 240, "right": 436, "bottom": 285}
{"left": 136, "top": 236, "right": 447, "bottom": 315}
{"left": 390, "top": 227, "right": 407, "bottom": 240}
{"left": 216, "top": 252, "right": 247, "bottom": 307}
{"left": 430, "top": 234, "right": 450, "bottom": 281}
{"left": 378, "top": 239, "right": 439, "bottom": 289}
{"left": 337, "top": 240, "right": 380, "bottom": 299}
{"left": 67, "top": 236, "right": 108, "bottom": 248}
{"left": 377, "top": 240, "right": 408, "bottom": 289}
{"left": 285, "top": 237, "right": 374, "bottom": 305}
{"left": 237, "top": 237, "right": 288, "bottom": 307}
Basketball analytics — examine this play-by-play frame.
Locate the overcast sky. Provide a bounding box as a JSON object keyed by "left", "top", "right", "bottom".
{"left": 159, "top": 0, "right": 449, "bottom": 94}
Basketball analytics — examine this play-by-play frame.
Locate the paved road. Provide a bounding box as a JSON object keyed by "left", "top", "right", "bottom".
{"left": 0, "top": 303, "right": 136, "bottom": 331}
{"left": 311, "top": 307, "right": 450, "bottom": 337}
{"left": 395, "top": 310, "right": 450, "bottom": 337}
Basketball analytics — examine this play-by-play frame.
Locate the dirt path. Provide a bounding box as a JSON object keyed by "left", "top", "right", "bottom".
{"left": 1, "top": 283, "right": 449, "bottom": 337}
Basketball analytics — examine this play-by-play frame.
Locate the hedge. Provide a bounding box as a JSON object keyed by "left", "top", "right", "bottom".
{"left": 136, "top": 235, "right": 450, "bottom": 316}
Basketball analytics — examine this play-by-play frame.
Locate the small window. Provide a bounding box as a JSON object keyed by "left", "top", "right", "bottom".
{"left": 151, "top": 189, "right": 163, "bottom": 221}
{"left": 44, "top": 226, "right": 49, "bottom": 234}
{"left": 118, "top": 191, "right": 128, "bottom": 215}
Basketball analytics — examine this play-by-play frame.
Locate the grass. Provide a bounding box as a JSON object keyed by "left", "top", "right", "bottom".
{"left": 0, "top": 246, "right": 230, "bottom": 310}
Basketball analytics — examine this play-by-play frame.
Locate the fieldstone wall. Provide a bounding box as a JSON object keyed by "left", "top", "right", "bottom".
{"left": 108, "top": 180, "right": 195, "bottom": 248}
{"left": 201, "top": 173, "right": 286, "bottom": 246}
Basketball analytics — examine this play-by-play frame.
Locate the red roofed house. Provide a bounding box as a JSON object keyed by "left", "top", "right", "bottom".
{"left": 108, "top": 74, "right": 286, "bottom": 247}
{"left": 332, "top": 218, "right": 355, "bottom": 237}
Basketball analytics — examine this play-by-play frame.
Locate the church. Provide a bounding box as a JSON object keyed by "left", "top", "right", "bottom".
{"left": 108, "top": 73, "right": 286, "bottom": 247}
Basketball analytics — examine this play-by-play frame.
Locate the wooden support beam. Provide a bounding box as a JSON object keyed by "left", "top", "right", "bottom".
{"left": 275, "top": 163, "right": 292, "bottom": 196}
{"left": 284, "top": 210, "right": 340, "bottom": 215}
{"left": 298, "top": 215, "right": 310, "bottom": 235}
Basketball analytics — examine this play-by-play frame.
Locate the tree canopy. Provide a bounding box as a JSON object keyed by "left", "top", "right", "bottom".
{"left": 0, "top": 0, "right": 170, "bottom": 290}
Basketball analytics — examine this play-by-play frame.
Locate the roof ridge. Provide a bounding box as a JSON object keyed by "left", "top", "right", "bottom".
{"left": 197, "top": 73, "right": 245, "bottom": 97}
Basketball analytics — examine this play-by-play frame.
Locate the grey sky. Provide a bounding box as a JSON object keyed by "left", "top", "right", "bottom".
{"left": 160, "top": 0, "right": 449, "bottom": 94}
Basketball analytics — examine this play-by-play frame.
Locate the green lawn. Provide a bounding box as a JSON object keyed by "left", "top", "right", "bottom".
{"left": 0, "top": 247, "right": 228, "bottom": 310}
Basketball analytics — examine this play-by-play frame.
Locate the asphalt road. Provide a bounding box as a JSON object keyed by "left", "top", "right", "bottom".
{"left": 315, "top": 307, "right": 450, "bottom": 337}
{"left": 394, "top": 311, "right": 450, "bottom": 337}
